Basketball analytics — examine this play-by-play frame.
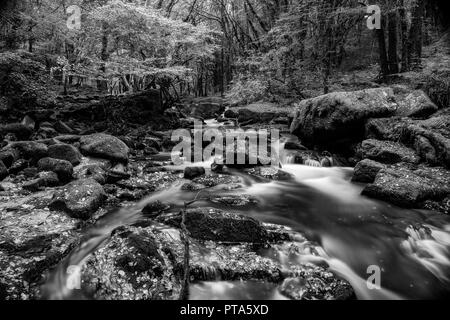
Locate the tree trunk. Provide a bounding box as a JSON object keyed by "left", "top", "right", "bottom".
{"left": 408, "top": 0, "right": 425, "bottom": 68}
{"left": 399, "top": 1, "right": 409, "bottom": 72}
{"left": 388, "top": 9, "right": 399, "bottom": 74}
{"left": 376, "top": 21, "right": 390, "bottom": 78}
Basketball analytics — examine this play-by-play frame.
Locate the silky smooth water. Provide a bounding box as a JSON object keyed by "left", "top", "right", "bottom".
{"left": 42, "top": 125, "right": 450, "bottom": 300}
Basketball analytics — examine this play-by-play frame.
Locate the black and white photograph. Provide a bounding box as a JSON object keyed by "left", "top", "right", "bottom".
{"left": 0, "top": 0, "right": 449, "bottom": 307}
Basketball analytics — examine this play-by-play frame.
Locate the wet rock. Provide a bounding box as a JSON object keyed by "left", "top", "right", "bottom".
{"left": 224, "top": 109, "right": 238, "bottom": 118}
{"left": 0, "top": 189, "right": 79, "bottom": 300}
{"left": 181, "top": 182, "right": 207, "bottom": 191}
{"left": 117, "top": 189, "right": 149, "bottom": 201}
{"left": 116, "top": 172, "right": 178, "bottom": 192}
{"left": 365, "top": 116, "right": 450, "bottom": 168}
{"left": 81, "top": 227, "right": 179, "bottom": 300}
{"left": 74, "top": 163, "right": 107, "bottom": 185}
{"left": 272, "top": 116, "right": 291, "bottom": 125}
{"left": 245, "top": 167, "right": 293, "bottom": 181}
{"left": 192, "top": 174, "right": 242, "bottom": 188}
{"left": 185, "top": 98, "right": 225, "bottom": 119}
{"left": 49, "top": 178, "right": 106, "bottom": 219}
{"left": 362, "top": 165, "right": 450, "bottom": 209}
{"left": 184, "top": 167, "right": 206, "bottom": 180}
{"left": 7, "top": 141, "right": 48, "bottom": 162}
{"left": 142, "top": 201, "right": 171, "bottom": 218}
{"left": 209, "top": 194, "right": 258, "bottom": 207}
{"left": 23, "top": 171, "right": 59, "bottom": 192}
{"left": 184, "top": 243, "right": 283, "bottom": 283}
{"left": 365, "top": 117, "right": 409, "bottom": 141}
{"left": 143, "top": 147, "right": 159, "bottom": 156}
{"left": 160, "top": 207, "right": 270, "bottom": 243}
{"left": 54, "top": 135, "right": 81, "bottom": 144}
{"left": 21, "top": 167, "right": 38, "bottom": 178}
{"left": 284, "top": 141, "right": 308, "bottom": 151}
{"left": 423, "top": 197, "right": 450, "bottom": 215}
{"left": 106, "top": 166, "right": 131, "bottom": 184}
{"left": 0, "top": 149, "right": 18, "bottom": 168}
{"left": 291, "top": 88, "right": 397, "bottom": 149}
{"left": 0, "top": 123, "right": 33, "bottom": 140}
{"left": 47, "top": 144, "right": 82, "bottom": 166}
{"left": 8, "top": 159, "right": 29, "bottom": 175}
{"left": 279, "top": 266, "right": 354, "bottom": 300}
{"left": 357, "top": 139, "right": 420, "bottom": 165}
{"left": 235, "top": 103, "right": 292, "bottom": 125}
{"left": 37, "top": 157, "right": 73, "bottom": 182}
{"left": 53, "top": 120, "right": 75, "bottom": 134}
{"left": 352, "top": 159, "right": 386, "bottom": 183}
{"left": 0, "top": 160, "right": 7, "bottom": 181}
{"left": 80, "top": 133, "right": 129, "bottom": 164}
{"left": 396, "top": 90, "right": 438, "bottom": 118}
{"left": 144, "top": 137, "right": 162, "bottom": 151}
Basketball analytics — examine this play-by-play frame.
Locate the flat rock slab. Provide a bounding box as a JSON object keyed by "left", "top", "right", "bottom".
{"left": 159, "top": 207, "right": 270, "bottom": 243}
{"left": 362, "top": 165, "right": 450, "bottom": 208}
{"left": 358, "top": 139, "right": 420, "bottom": 165}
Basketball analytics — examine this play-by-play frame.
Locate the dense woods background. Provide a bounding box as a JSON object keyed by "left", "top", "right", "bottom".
{"left": 0, "top": 0, "right": 449, "bottom": 108}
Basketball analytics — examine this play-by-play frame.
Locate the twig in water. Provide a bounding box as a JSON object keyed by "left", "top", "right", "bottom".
{"left": 178, "top": 190, "right": 205, "bottom": 300}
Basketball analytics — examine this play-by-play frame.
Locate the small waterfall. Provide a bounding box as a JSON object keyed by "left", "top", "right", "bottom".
{"left": 401, "top": 225, "right": 450, "bottom": 283}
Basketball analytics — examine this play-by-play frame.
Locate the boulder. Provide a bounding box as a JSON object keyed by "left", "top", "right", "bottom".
{"left": 396, "top": 90, "right": 438, "bottom": 118}
{"left": 0, "top": 160, "right": 7, "bottom": 181}
{"left": 0, "top": 149, "right": 18, "bottom": 168}
{"left": 352, "top": 159, "right": 386, "bottom": 183}
{"left": 290, "top": 88, "right": 397, "bottom": 149}
{"left": 49, "top": 178, "right": 106, "bottom": 219}
{"left": 80, "top": 226, "right": 177, "bottom": 300}
{"left": 357, "top": 139, "right": 420, "bottom": 164}
{"left": 160, "top": 207, "right": 270, "bottom": 243}
{"left": 224, "top": 109, "right": 238, "bottom": 118}
{"left": 48, "top": 144, "right": 82, "bottom": 166}
{"left": 366, "top": 116, "right": 450, "bottom": 167}
{"left": 37, "top": 157, "right": 73, "bottom": 182}
{"left": 80, "top": 133, "right": 129, "bottom": 163}
{"left": 23, "top": 171, "right": 59, "bottom": 192}
{"left": 7, "top": 141, "right": 48, "bottom": 162}
{"left": 184, "top": 167, "right": 206, "bottom": 180}
{"left": 362, "top": 166, "right": 450, "bottom": 208}
{"left": 0, "top": 123, "right": 33, "bottom": 140}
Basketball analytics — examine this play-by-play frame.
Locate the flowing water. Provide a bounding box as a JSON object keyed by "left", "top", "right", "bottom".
{"left": 42, "top": 122, "right": 450, "bottom": 300}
